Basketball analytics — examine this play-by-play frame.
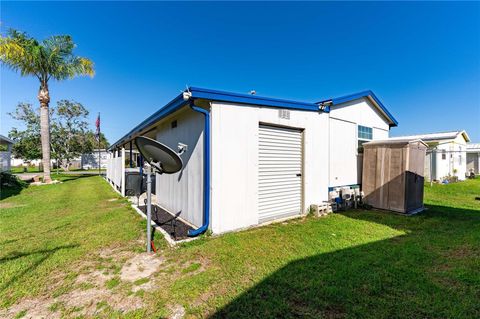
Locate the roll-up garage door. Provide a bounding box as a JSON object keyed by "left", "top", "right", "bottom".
{"left": 258, "top": 124, "right": 303, "bottom": 223}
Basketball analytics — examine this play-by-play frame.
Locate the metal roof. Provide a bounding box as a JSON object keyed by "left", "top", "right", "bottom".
{"left": 189, "top": 87, "right": 319, "bottom": 111}
{"left": 389, "top": 130, "right": 470, "bottom": 143}
{"left": 318, "top": 90, "right": 398, "bottom": 127}
{"left": 467, "top": 143, "right": 480, "bottom": 152}
{"left": 0, "top": 134, "right": 14, "bottom": 144}
{"left": 109, "top": 87, "right": 398, "bottom": 150}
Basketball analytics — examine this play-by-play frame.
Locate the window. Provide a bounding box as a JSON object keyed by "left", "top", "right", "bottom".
{"left": 358, "top": 125, "right": 373, "bottom": 140}
{"left": 357, "top": 125, "right": 373, "bottom": 153}
{"left": 442, "top": 150, "right": 446, "bottom": 160}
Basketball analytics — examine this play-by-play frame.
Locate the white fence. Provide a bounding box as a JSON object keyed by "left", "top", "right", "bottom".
{"left": 105, "top": 149, "right": 125, "bottom": 195}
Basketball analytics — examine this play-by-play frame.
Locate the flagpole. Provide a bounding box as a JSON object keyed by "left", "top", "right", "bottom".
{"left": 98, "top": 112, "right": 101, "bottom": 176}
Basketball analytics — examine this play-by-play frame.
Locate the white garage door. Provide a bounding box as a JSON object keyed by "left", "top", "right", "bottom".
{"left": 258, "top": 124, "right": 303, "bottom": 223}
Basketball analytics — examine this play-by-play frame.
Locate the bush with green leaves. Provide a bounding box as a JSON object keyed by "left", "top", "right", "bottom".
{"left": 0, "top": 171, "right": 27, "bottom": 189}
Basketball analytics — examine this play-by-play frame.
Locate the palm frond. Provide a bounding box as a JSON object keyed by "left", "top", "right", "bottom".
{"left": 0, "top": 29, "right": 94, "bottom": 83}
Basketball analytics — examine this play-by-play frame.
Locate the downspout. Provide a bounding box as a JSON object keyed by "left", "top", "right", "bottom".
{"left": 187, "top": 99, "right": 211, "bottom": 236}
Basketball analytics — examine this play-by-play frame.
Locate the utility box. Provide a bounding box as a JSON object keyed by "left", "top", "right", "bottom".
{"left": 362, "top": 139, "right": 428, "bottom": 214}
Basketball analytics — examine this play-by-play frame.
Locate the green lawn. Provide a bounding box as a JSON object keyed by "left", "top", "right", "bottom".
{"left": 9, "top": 166, "right": 105, "bottom": 174}
{"left": 9, "top": 166, "right": 43, "bottom": 174}
{"left": 0, "top": 176, "right": 479, "bottom": 318}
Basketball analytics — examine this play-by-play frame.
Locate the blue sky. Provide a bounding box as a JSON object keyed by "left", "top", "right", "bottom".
{"left": 1, "top": 1, "right": 479, "bottom": 143}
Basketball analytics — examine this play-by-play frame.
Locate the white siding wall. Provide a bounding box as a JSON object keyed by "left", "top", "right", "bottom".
{"left": 210, "top": 102, "right": 329, "bottom": 234}
{"left": 329, "top": 119, "right": 356, "bottom": 187}
{"left": 328, "top": 98, "right": 390, "bottom": 187}
{"left": 433, "top": 135, "right": 468, "bottom": 181}
{"left": 155, "top": 108, "right": 204, "bottom": 227}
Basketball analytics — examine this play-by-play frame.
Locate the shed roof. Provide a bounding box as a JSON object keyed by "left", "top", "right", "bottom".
{"left": 467, "top": 143, "right": 480, "bottom": 152}
{"left": 389, "top": 131, "right": 470, "bottom": 143}
{"left": 364, "top": 138, "right": 428, "bottom": 147}
{"left": 0, "top": 134, "right": 14, "bottom": 144}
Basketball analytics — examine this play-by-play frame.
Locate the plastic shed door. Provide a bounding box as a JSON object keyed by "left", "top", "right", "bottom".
{"left": 258, "top": 124, "right": 303, "bottom": 223}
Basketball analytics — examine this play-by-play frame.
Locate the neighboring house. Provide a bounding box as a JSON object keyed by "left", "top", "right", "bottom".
{"left": 11, "top": 158, "right": 42, "bottom": 167}
{"left": 0, "top": 135, "right": 14, "bottom": 172}
{"left": 467, "top": 143, "right": 480, "bottom": 175}
{"left": 81, "top": 149, "right": 108, "bottom": 169}
{"left": 391, "top": 131, "right": 470, "bottom": 181}
{"left": 107, "top": 87, "right": 397, "bottom": 235}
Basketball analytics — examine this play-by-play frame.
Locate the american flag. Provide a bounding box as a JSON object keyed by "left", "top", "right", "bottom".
{"left": 95, "top": 113, "right": 100, "bottom": 139}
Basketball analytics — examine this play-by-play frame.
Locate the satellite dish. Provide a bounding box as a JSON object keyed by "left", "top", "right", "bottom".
{"left": 135, "top": 136, "right": 185, "bottom": 254}
{"left": 135, "top": 136, "right": 183, "bottom": 174}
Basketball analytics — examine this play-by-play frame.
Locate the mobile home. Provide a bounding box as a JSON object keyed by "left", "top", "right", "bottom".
{"left": 391, "top": 131, "right": 470, "bottom": 181}
{"left": 107, "top": 87, "right": 397, "bottom": 235}
{"left": 467, "top": 143, "right": 480, "bottom": 175}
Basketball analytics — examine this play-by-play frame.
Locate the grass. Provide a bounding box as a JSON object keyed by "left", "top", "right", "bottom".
{"left": 9, "top": 166, "right": 105, "bottom": 174}
{"left": 9, "top": 166, "right": 42, "bottom": 174}
{"left": 0, "top": 174, "right": 143, "bottom": 309}
{"left": 1, "top": 176, "right": 479, "bottom": 318}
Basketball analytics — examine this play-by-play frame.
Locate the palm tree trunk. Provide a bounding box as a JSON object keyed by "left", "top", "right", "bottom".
{"left": 38, "top": 83, "right": 52, "bottom": 183}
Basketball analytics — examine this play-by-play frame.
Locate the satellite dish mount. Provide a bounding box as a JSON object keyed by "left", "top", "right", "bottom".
{"left": 135, "top": 136, "right": 185, "bottom": 252}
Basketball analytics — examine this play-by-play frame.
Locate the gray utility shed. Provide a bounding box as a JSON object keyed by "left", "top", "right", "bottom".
{"left": 362, "top": 139, "right": 427, "bottom": 214}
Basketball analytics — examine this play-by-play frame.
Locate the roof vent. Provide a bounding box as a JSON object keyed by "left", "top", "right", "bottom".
{"left": 249, "top": 90, "right": 256, "bottom": 95}
{"left": 278, "top": 109, "right": 290, "bottom": 120}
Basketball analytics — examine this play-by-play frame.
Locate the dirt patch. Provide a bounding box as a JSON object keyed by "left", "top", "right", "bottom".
{"left": 1, "top": 287, "right": 144, "bottom": 319}
{"left": 76, "top": 270, "right": 114, "bottom": 286}
{"left": 0, "top": 202, "right": 26, "bottom": 209}
{"left": 444, "top": 245, "right": 478, "bottom": 259}
{"left": 61, "top": 287, "right": 143, "bottom": 314}
{"left": 120, "top": 253, "right": 164, "bottom": 282}
{"left": 97, "top": 244, "right": 135, "bottom": 261}
{"left": 323, "top": 305, "right": 346, "bottom": 319}
{"left": 0, "top": 297, "right": 59, "bottom": 319}
{"left": 2, "top": 242, "right": 190, "bottom": 318}
{"left": 168, "top": 304, "right": 185, "bottom": 319}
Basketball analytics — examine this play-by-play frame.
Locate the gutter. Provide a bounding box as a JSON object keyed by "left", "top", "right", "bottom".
{"left": 187, "top": 97, "right": 211, "bottom": 236}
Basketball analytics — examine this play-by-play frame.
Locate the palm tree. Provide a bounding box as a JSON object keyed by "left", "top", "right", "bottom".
{"left": 0, "top": 29, "right": 94, "bottom": 182}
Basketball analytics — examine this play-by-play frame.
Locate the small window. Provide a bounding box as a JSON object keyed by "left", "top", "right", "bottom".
{"left": 358, "top": 125, "right": 373, "bottom": 140}
{"left": 171, "top": 120, "right": 177, "bottom": 129}
{"left": 357, "top": 125, "right": 372, "bottom": 154}
{"left": 442, "top": 150, "right": 446, "bottom": 160}
{"left": 459, "top": 154, "right": 462, "bottom": 165}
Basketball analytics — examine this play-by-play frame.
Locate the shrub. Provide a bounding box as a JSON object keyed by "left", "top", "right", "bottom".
{"left": 0, "top": 171, "right": 27, "bottom": 188}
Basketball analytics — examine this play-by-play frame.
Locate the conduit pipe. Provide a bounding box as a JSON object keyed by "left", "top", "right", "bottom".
{"left": 187, "top": 100, "right": 211, "bottom": 236}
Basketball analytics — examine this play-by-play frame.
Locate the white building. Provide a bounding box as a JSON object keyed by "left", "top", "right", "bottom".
{"left": 81, "top": 149, "right": 108, "bottom": 169}
{"left": 391, "top": 131, "right": 470, "bottom": 181}
{"left": 107, "top": 87, "right": 397, "bottom": 235}
{"left": 467, "top": 143, "right": 480, "bottom": 175}
{"left": 0, "top": 135, "right": 14, "bottom": 172}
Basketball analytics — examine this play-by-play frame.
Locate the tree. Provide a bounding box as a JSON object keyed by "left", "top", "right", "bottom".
{"left": 51, "top": 100, "right": 93, "bottom": 171}
{"left": 85, "top": 131, "right": 109, "bottom": 150}
{"left": 0, "top": 29, "right": 94, "bottom": 182}
{"left": 8, "top": 100, "right": 108, "bottom": 171}
{"left": 8, "top": 103, "right": 42, "bottom": 161}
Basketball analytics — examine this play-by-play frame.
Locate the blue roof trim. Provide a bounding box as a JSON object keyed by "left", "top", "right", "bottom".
{"left": 189, "top": 87, "right": 319, "bottom": 111}
{"left": 109, "top": 88, "right": 323, "bottom": 150}
{"left": 109, "top": 93, "right": 187, "bottom": 150}
{"left": 109, "top": 87, "right": 397, "bottom": 149}
{"left": 319, "top": 90, "right": 398, "bottom": 127}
